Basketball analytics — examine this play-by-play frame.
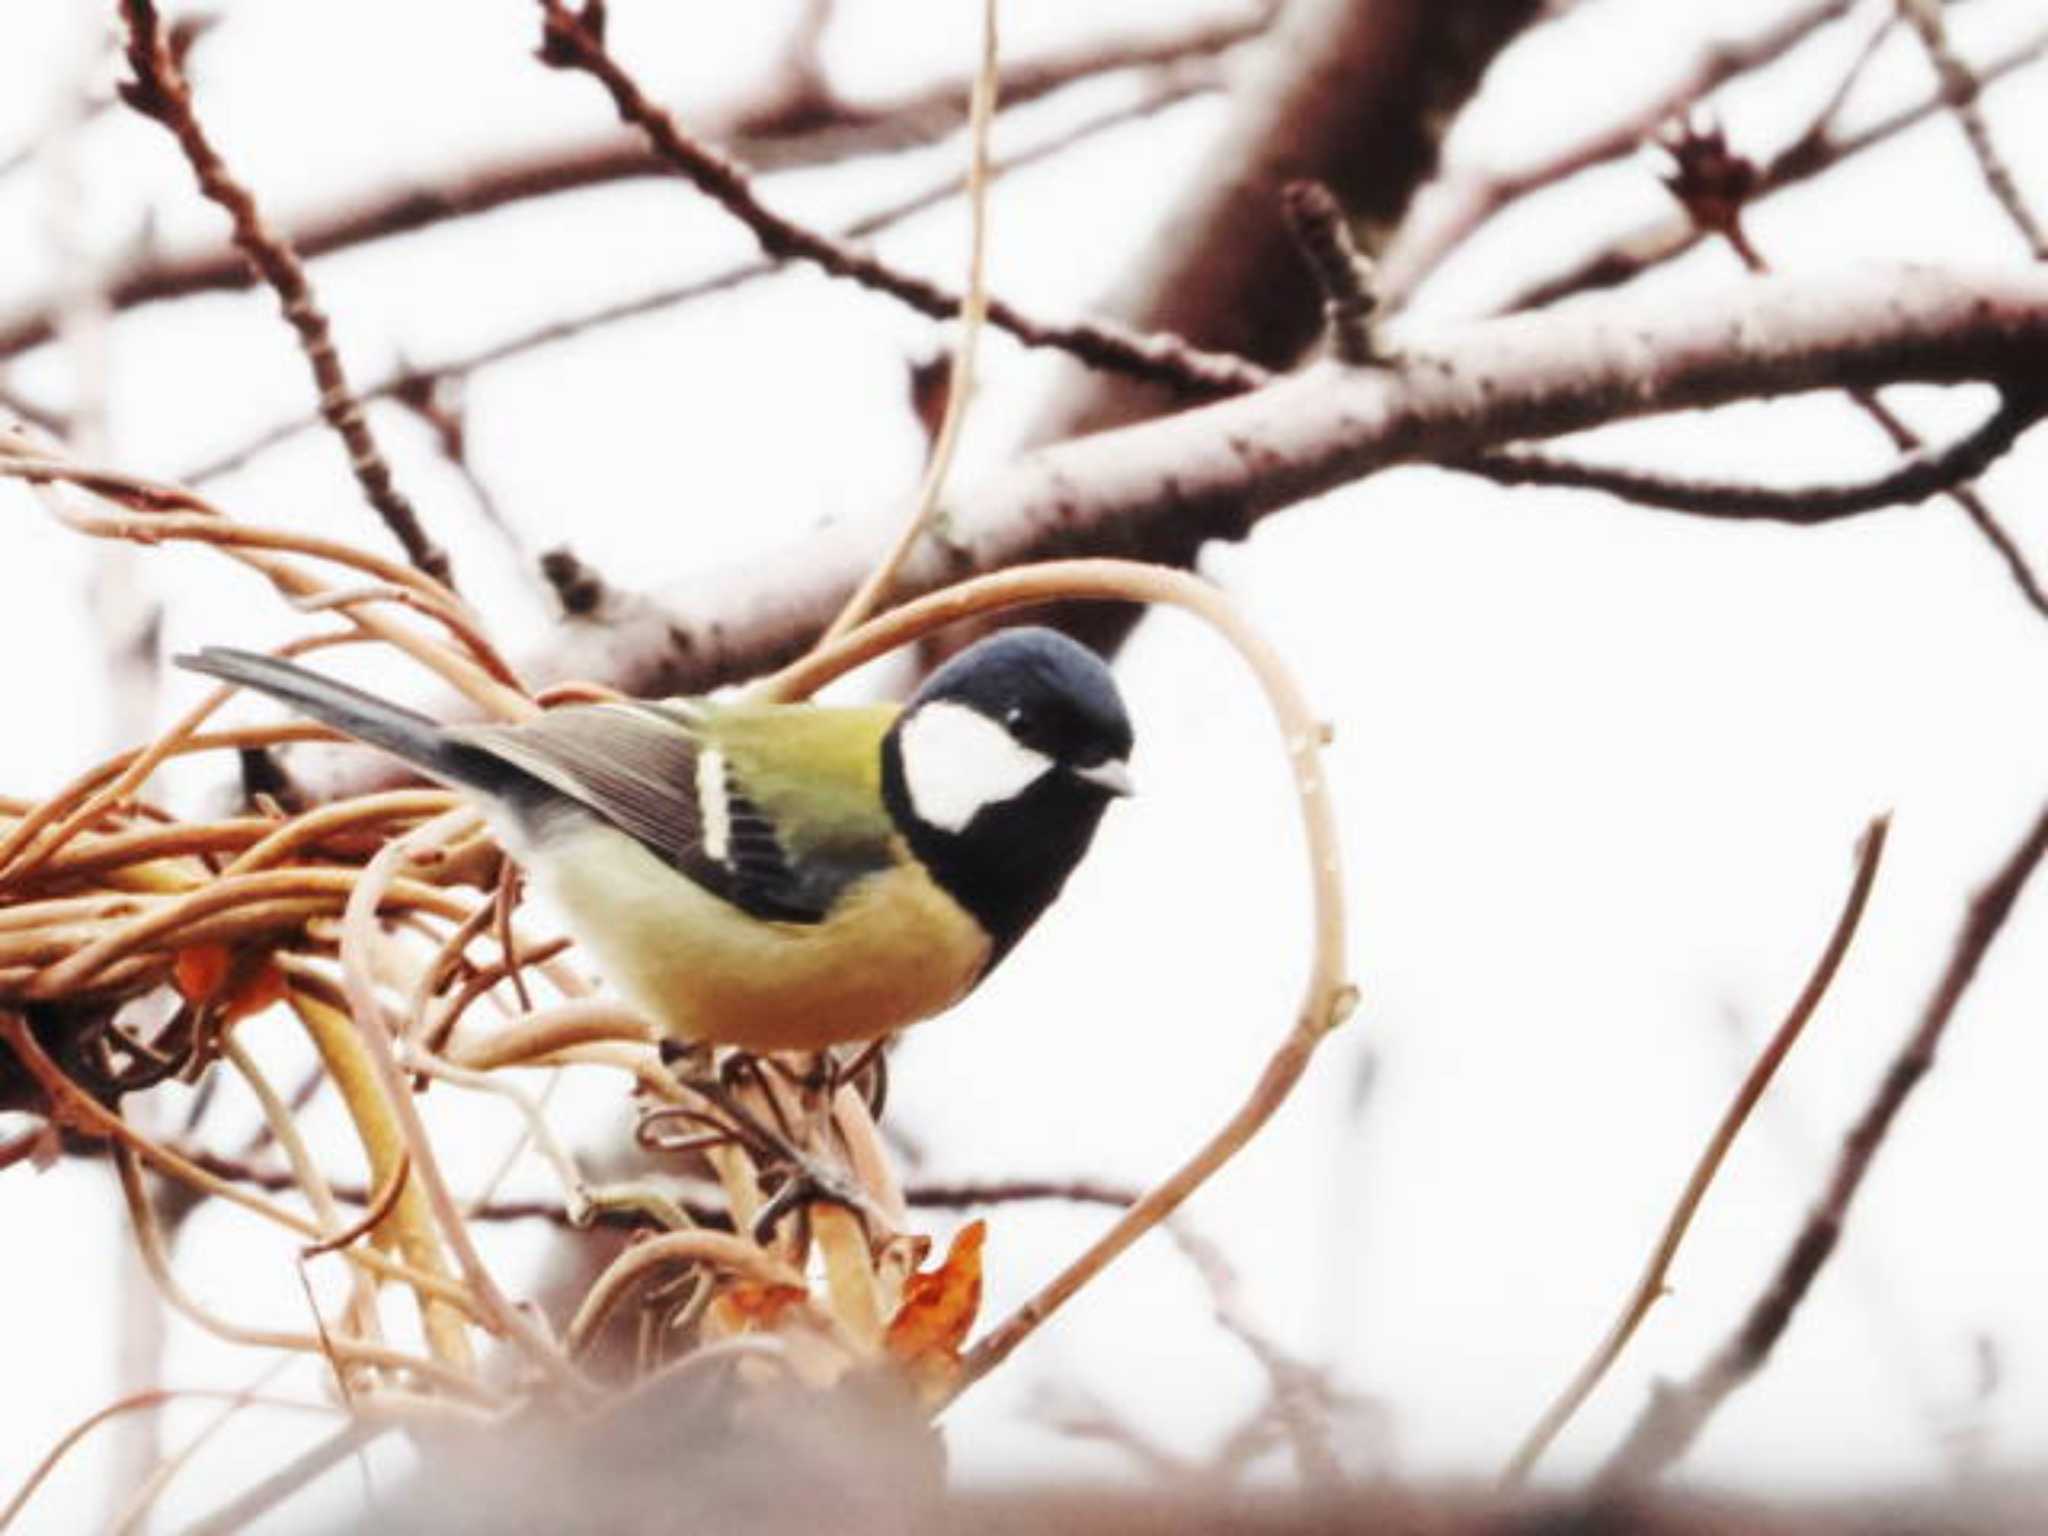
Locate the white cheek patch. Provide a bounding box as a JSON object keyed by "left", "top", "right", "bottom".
{"left": 900, "top": 700, "right": 1054, "bottom": 834}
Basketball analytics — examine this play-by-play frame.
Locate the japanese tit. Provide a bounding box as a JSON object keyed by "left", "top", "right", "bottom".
{"left": 176, "top": 629, "right": 1133, "bottom": 1052}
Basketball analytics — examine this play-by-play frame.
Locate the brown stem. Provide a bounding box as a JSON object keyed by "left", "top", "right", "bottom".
{"left": 532, "top": 1, "right": 1267, "bottom": 400}
{"left": 1598, "top": 796, "right": 2048, "bottom": 1485}
{"left": 0, "top": 7, "right": 1274, "bottom": 365}
{"left": 1503, "top": 815, "right": 1889, "bottom": 1484}
{"left": 1499, "top": 17, "right": 2048, "bottom": 314}
{"left": 1455, "top": 390, "right": 2047, "bottom": 523}
{"left": 116, "top": 0, "right": 452, "bottom": 585}
{"left": 1901, "top": 0, "right": 2048, "bottom": 261}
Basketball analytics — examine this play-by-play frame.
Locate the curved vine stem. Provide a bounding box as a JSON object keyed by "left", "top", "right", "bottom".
{"left": 813, "top": 0, "right": 998, "bottom": 649}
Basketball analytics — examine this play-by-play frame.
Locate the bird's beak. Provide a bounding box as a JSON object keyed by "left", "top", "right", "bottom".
{"left": 1073, "top": 758, "right": 1135, "bottom": 797}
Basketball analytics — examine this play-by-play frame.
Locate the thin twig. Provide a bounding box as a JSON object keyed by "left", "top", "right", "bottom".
{"left": 533, "top": 1, "right": 1268, "bottom": 401}
{"left": 0, "top": 1122, "right": 50, "bottom": 1174}
{"left": 103, "top": 1355, "right": 299, "bottom": 1536}
{"left": 1167, "top": 1219, "right": 1343, "bottom": 1488}
{"left": 1900, "top": 0, "right": 2048, "bottom": 260}
{"left": 1378, "top": 0, "right": 1861, "bottom": 305}
{"left": 811, "top": 0, "right": 999, "bottom": 652}
{"left": 566, "top": 1231, "right": 807, "bottom": 1356}
{"left": 905, "top": 1177, "right": 1140, "bottom": 1212}
{"left": 1500, "top": 15, "right": 2048, "bottom": 314}
{"left": 1599, "top": 796, "right": 2048, "bottom": 1485}
{"left": 180, "top": 68, "right": 1220, "bottom": 488}
{"left": 176, "top": 1150, "right": 1143, "bottom": 1229}
{"left": 1281, "top": 181, "right": 1380, "bottom": 365}
{"left": 0, "top": 6, "right": 1272, "bottom": 364}
{"left": 110, "top": 1145, "right": 484, "bottom": 1396}
{"left": 1656, "top": 130, "right": 2048, "bottom": 624}
{"left": 177, "top": 1419, "right": 395, "bottom": 1536}
{"left": 1848, "top": 385, "right": 2048, "bottom": 623}
{"left": 1503, "top": 815, "right": 1889, "bottom": 1485}
{"left": 0, "top": 1388, "right": 341, "bottom": 1535}
{"left": 0, "top": 444, "right": 524, "bottom": 713}
{"left": 303, "top": 1151, "right": 412, "bottom": 1259}
{"left": 1455, "top": 389, "right": 2047, "bottom": 523}
{"left": 116, "top": 0, "right": 453, "bottom": 586}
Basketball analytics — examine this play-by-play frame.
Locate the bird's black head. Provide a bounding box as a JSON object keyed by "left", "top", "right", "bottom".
{"left": 881, "top": 627, "right": 1133, "bottom": 968}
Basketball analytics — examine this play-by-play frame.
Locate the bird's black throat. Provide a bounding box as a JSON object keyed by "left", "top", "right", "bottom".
{"left": 880, "top": 732, "right": 1112, "bottom": 971}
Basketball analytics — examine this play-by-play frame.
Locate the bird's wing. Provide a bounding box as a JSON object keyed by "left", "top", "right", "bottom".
{"left": 448, "top": 701, "right": 890, "bottom": 924}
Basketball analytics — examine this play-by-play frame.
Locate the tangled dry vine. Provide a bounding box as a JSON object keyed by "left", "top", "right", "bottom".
{"left": 0, "top": 410, "right": 1350, "bottom": 1528}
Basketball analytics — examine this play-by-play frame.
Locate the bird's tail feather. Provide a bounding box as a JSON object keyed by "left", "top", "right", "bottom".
{"left": 176, "top": 647, "right": 493, "bottom": 789}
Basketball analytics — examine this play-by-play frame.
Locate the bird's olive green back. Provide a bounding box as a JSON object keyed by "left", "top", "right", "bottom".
{"left": 696, "top": 700, "right": 900, "bottom": 857}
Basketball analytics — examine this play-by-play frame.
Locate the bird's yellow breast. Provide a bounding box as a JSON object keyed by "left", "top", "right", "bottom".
{"left": 533, "top": 821, "right": 992, "bottom": 1052}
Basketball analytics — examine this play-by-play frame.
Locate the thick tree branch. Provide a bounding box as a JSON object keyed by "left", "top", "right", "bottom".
{"left": 272, "top": 259, "right": 2047, "bottom": 795}
{"left": 360, "top": 262, "right": 2048, "bottom": 729}
{"left": 1026, "top": 0, "right": 1548, "bottom": 443}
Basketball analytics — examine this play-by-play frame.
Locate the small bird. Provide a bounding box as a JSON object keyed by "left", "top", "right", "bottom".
{"left": 177, "top": 630, "right": 1133, "bottom": 1052}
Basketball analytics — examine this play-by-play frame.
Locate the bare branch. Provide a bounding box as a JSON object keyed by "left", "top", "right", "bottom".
{"left": 179, "top": 69, "right": 1220, "bottom": 487}
{"left": 0, "top": 379, "right": 68, "bottom": 438}
{"left": 474, "top": 263, "right": 2048, "bottom": 710}
{"left": 1502, "top": 16, "right": 2048, "bottom": 314}
{"left": 278, "top": 261, "right": 2048, "bottom": 806}
{"left": 1650, "top": 117, "right": 2048, "bottom": 625}
{"left": 944, "top": 0, "right": 1548, "bottom": 662}
{"left": 1455, "top": 388, "right": 2048, "bottom": 522}
{"left": 1599, "top": 795, "right": 2048, "bottom": 1486}
{"left": 1503, "top": 816, "right": 1889, "bottom": 1485}
{"left": 1026, "top": 0, "right": 1547, "bottom": 442}
{"left": 1168, "top": 1220, "right": 1343, "bottom": 1488}
{"left": 171, "top": 1151, "right": 1143, "bottom": 1228}
{"left": 1849, "top": 384, "right": 2048, "bottom": 624}
{"left": 811, "top": 0, "right": 1001, "bottom": 652}
{"left": 0, "top": 8, "right": 1272, "bottom": 364}
{"left": 532, "top": 1, "right": 1268, "bottom": 400}
{"left": 1901, "top": 0, "right": 2048, "bottom": 261}
{"left": 1380, "top": 0, "right": 1860, "bottom": 305}
{"left": 1280, "top": 181, "right": 1382, "bottom": 365}
{"left": 904, "top": 1177, "right": 1138, "bottom": 1212}
{"left": 115, "top": 0, "right": 453, "bottom": 587}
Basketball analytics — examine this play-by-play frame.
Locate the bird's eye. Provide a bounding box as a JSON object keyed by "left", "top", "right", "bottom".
{"left": 1005, "top": 707, "right": 1041, "bottom": 745}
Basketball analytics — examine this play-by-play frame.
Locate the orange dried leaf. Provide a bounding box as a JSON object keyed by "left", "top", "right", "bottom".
{"left": 884, "top": 1219, "right": 985, "bottom": 1384}
{"left": 172, "top": 943, "right": 285, "bottom": 1022}
{"left": 707, "top": 1281, "right": 809, "bottom": 1335}
{"left": 172, "top": 943, "right": 230, "bottom": 1002}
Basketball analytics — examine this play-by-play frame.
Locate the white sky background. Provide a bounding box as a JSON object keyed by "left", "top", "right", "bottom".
{"left": 4, "top": 0, "right": 2048, "bottom": 1527}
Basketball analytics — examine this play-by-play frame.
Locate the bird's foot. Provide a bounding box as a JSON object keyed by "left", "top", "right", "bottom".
{"left": 750, "top": 1156, "right": 886, "bottom": 1246}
